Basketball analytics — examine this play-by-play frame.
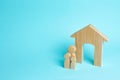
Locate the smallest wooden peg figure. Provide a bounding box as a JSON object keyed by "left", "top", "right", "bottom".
{"left": 64, "top": 53, "right": 71, "bottom": 68}
{"left": 64, "top": 46, "right": 76, "bottom": 69}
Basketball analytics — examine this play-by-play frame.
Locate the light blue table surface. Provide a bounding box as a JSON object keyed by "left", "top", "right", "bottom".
{"left": 0, "top": 0, "right": 120, "bottom": 80}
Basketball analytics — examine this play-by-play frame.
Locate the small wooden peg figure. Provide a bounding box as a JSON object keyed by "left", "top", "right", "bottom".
{"left": 64, "top": 46, "right": 76, "bottom": 69}
{"left": 64, "top": 53, "right": 71, "bottom": 68}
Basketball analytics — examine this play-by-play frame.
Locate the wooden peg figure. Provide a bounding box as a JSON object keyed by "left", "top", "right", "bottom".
{"left": 64, "top": 53, "right": 71, "bottom": 68}
{"left": 71, "top": 56, "right": 76, "bottom": 69}
{"left": 69, "top": 46, "right": 76, "bottom": 69}
{"left": 64, "top": 46, "right": 76, "bottom": 69}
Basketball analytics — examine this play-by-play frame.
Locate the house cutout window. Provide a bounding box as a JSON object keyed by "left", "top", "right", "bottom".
{"left": 84, "top": 44, "right": 94, "bottom": 65}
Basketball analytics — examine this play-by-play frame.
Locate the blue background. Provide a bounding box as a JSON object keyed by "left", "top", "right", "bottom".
{"left": 0, "top": 0, "right": 120, "bottom": 80}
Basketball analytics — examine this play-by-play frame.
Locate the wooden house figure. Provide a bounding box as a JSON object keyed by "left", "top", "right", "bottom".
{"left": 71, "top": 24, "right": 108, "bottom": 66}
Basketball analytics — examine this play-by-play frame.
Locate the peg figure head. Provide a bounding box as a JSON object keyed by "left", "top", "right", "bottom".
{"left": 68, "top": 46, "right": 76, "bottom": 54}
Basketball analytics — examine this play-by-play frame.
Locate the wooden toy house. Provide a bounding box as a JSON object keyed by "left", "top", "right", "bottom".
{"left": 71, "top": 24, "right": 108, "bottom": 66}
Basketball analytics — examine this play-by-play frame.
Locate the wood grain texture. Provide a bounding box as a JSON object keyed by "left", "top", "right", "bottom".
{"left": 71, "top": 24, "right": 108, "bottom": 66}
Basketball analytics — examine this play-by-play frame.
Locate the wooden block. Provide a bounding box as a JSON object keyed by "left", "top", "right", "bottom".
{"left": 94, "top": 43, "right": 103, "bottom": 66}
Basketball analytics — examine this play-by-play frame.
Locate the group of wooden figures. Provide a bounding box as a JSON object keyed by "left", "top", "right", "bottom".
{"left": 64, "top": 46, "right": 76, "bottom": 69}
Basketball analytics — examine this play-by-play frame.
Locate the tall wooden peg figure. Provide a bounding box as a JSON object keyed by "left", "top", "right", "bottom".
{"left": 69, "top": 46, "right": 76, "bottom": 69}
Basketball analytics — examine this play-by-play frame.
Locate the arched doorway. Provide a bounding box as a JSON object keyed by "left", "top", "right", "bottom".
{"left": 83, "top": 44, "right": 95, "bottom": 65}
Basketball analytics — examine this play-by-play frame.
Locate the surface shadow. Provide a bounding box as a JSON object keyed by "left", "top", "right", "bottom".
{"left": 52, "top": 41, "right": 95, "bottom": 67}
{"left": 52, "top": 40, "right": 74, "bottom": 68}
{"left": 83, "top": 44, "right": 94, "bottom": 65}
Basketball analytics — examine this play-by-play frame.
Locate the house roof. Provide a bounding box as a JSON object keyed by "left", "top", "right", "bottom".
{"left": 71, "top": 24, "right": 109, "bottom": 41}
